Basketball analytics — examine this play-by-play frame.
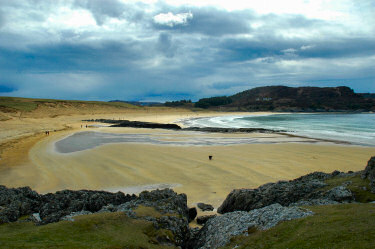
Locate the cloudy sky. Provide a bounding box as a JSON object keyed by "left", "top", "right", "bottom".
{"left": 0, "top": 0, "right": 374, "bottom": 101}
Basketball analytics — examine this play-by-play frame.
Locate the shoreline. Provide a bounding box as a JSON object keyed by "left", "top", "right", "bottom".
{"left": 0, "top": 110, "right": 374, "bottom": 209}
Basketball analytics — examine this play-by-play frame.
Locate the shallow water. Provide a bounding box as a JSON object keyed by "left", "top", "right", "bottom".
{"left": 54, "top": 131, "right": 313, "bottom": 153}
{"left": 182, "top": 113, "right": 375, "bottom": 146}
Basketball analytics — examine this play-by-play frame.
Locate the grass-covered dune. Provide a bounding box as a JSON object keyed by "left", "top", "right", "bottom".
{"left": 0, "top": 96, "right": 137, "bottom": 113}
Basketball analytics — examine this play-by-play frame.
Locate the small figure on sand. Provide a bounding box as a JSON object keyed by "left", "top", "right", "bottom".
{"left": 209, "top": 155, "right": 213, "bottom": 160}
{"left": 85, "top": 125, "right": 87, "bottom": 128}
{"left": 45, "top": 131, "right": 49, "bottom": 135}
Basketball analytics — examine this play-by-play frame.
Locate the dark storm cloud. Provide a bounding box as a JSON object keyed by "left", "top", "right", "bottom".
{"left": 74, "top": 0, "right": 146, "bottom": 25}
{"left": 0, "top": 0, "right": 374, "bottom": 100}
{"left": 215, "top": 36, "right": 375, "bottom": 62}
{"left": 298, "top": 38, "right": 375, "bottom": 59}
{"left": 157, "top": 32, "right": 176, "bottom": 58}
{"left": 0, "top": 85, "right": 16, "bottom": 93}
{"left": 0, "top": 40, "right": 153, "bottom": 73}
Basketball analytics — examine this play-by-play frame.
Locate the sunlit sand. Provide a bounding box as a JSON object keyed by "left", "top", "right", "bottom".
{"left": 1, "top": 116, "right": 373, "bottom": 209}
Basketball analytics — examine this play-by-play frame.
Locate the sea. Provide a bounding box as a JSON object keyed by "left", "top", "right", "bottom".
{"left": 182, "top": 113, "right": 375, "bottom": 147}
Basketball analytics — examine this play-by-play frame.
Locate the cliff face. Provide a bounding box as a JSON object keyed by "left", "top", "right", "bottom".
{"left": 228, "top": 86, "right": 375, "bottom": 111}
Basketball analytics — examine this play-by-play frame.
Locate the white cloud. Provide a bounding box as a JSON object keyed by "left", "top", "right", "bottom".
{"left": 300, "top": 45, "right": 315, "bottom": 50}
{"left": 153, "top": 12, "right": 193, "bottom": 27}
{"left": 282, "top": 48, "right": 297, "bottom": 54}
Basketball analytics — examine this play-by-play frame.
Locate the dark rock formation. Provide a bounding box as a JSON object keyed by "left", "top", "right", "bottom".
{"left": 188, "top": 207, "right": 197, "bottom": 222}
{"left": 196, "top": 214, "right": 216, "bottom": 225}
{"left": 84, "top": 119, "right": 181, "bottom": 130}
{"left": 217, "top": 171, "right": 354, "bottom": 214}
{"left": 0, "top": 186, "right": 41, "bottom": 223}
{"left": 362, "top": 156, "right": 375, "bottom": 193}
{"left": 111, "top": 120, "right": 181, "bottom": 130}
{"left": 106, "top": 189, "right": 191, "bottom": 247}
{"left": 197, "top": 202, "right": 214, "bottom": 211}
{"left": 39, "top": 190, "right": 136, "bottom": 224}
{"left": 0, "top": 186, "right": 136, "bottom": 224}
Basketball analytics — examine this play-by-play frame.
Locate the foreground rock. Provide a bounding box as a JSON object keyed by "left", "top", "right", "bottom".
{"left": 362, "top": 156, "right": 375, "bottom": 193}
{"left": 100, "top": 189, "right": 191, "bottom": 247}
{"left": 217, "top": 171, "right": 357, "bottom": 214}
{"left": 189, "top": 204, "right": 313, "bottom": 249}
{"left": 0, "top": 186, "right": 191, "bottom": 247}
{"left": 196, "top": 214, "right": 216, "bottom": 225}
{"left": 0, "top": 186, "right": 136, "bottom": 224}
{"left": 39, "top": 190, "right": 136, "bottom": 224}
{"left": 197, "top": 202, "right": 214, "bottom": 211}
{"left": 0, "top": 186, "right": 40, "bottom": 223}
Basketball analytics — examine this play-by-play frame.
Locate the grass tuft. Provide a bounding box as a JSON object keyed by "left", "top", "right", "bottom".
{"left": 0, "top": 212, "right": 177, "bottom": 248}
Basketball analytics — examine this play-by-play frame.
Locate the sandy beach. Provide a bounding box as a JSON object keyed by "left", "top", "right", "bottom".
{"left": 1, "top": 108, "right": 374, "bottom": 210}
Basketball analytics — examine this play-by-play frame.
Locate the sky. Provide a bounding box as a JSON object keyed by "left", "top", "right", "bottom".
{"left": 0, "top": 0, "right": 374, "bottom": 101}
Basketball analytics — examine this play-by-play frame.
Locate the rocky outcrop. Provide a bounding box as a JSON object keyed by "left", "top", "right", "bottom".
{"left": 100, "top": 189, "right": 191, "bottom": 247}
{"left": 189, "top": 204, "right": 313, "bottom": 249}
{"left": 111, "top": 120, "right": 181, "bottom": 130}
{"left": 0, "top": 186, "right": 41, "bottom": 223}
{"left": 0, "top": 186, "right": 135, "bottom": 224}
{"left": 218, "top": 172, "right": 332, "bottom": 213}
{"left": 196, "top": 214, "right": 216, "bottom": 225}
{"left": 217, "top": 171, "right": 357, "bottom": 214}
{"left": 0, "top": 186, "right": 191, "bottom": 247}
{"left": 362, "top": 156, "right": 375, "bottom": 193}
{"left": 197, "top": 202, "right": 214, "bottom": 211}
{"left": 39, "top": 190, "right": 136, "bottom": 224}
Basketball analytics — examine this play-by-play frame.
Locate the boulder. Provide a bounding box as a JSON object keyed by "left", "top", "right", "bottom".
{"left": 114, "top": 189, "right": 191, "bottom": 247}
{"left": 197, "top": 203, "right": 214, "bottom": 211}
{"left": 218, "top": 172, "right": 331, "bottom": 214}
{"left": 362, "top": 156, "right": 375, "bottom": 193}
{"left": 0, "top": 185, "right": 41, "bottom": 224}
{"left": 196, "top": 214, "right": 216, "bottom": 225}
{"left": 324, "top": 186, "right": 354, "bottom": 202}
{"left": 189, "top": 203, "right": 313, "bottom": 249}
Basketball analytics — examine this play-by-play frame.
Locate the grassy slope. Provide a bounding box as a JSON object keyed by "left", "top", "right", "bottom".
{"left": 0, "top": 211, "right": 177, "bottom": 249}
{"left": 224, "top": 174, "right": 375, "bottom": 249}
{"left": 0, "top": 96, "right": 137, "bottom": 112}
{"left": 225, "top": 203, "right": 375, "bottom": 249}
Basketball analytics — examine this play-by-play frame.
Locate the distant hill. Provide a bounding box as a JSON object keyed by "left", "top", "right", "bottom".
{"left": 195, "top": 86, "right": 375, "bottom": 112}
{"left": 359, "top": 93, "right": 375, "bottom": 99}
